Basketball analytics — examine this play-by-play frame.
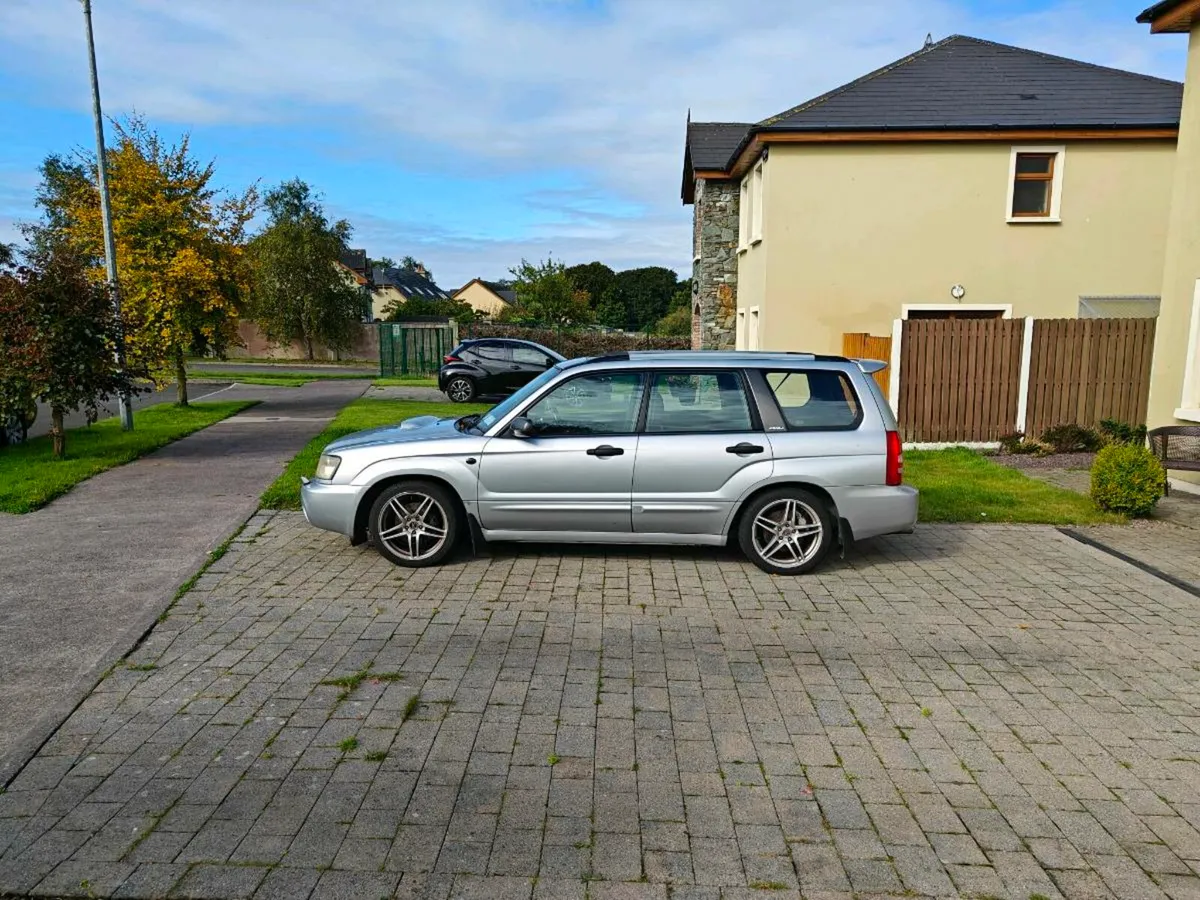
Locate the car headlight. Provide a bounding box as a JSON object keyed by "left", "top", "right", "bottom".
{"left": 315, "top": 454, "right": 341, "bottom": 481}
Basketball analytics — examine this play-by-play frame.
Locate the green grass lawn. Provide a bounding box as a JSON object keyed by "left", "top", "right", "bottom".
{"left": 260, "top": 397, "right": 488, "bottom": 510}
{"left": 189, "top": 370, "right": 375, "bottom": 387}
{"left": 905, "top": 447, "right": 1121, "bottom": 525}
{"left": 0, "top": 401, "right": 255, "bottom": 514}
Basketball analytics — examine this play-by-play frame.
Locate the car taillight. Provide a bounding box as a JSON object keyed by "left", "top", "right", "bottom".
{"left": 886, "top": 430, "right": 903, "bottom": 486}
{"left": 443, "top": 355, "right": 460, "bottom": 363}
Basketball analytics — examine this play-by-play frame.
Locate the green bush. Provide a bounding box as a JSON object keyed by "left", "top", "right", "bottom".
{"left": 1099, "top": 418, "right": 1148, "bottom": 446}
{"left": 1040, "top": 423, "right": 1102, "bottom": 453}
{"left": 998, "top": 431, "right": 1025, "bottom": 454}
{"left": 1090, "top": 443, "right": 1165, "bottom": 517}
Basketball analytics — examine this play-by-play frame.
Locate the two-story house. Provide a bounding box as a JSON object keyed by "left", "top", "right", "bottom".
{"left": 683, "top": 35, "right": 1184, "bottom": 356}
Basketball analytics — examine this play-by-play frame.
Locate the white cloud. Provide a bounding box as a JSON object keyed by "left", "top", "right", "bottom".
{"left": 0, "top": 0, "right": 1186, "bottom": 283}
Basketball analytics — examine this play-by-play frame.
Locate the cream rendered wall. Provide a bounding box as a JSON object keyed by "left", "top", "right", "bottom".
{"left": 739, "top": 140, "right": 1176, "bottom": 356}
{"left": 1148, "top": 23, "right": 1200, "bottom": 429}
{"left": 455, "top": 281, "right": 508, "bottom": 318}
{"left": 371, "top": 286, "right": 406, "bottom": 321}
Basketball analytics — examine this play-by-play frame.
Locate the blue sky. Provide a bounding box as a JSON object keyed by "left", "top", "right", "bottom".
{"left": 0, "top": 0, "right": 1187, "bottom": 289}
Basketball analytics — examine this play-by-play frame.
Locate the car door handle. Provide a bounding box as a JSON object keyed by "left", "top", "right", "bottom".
{"left": 587, "top": 445, "right": 624, "bottom": 458}
{"left": 726, "top": 442, "right": 764, "bottom": 455}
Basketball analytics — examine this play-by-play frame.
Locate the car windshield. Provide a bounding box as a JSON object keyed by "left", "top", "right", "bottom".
{"left": 476, "top": 365, "right": 561, "bottom": 432}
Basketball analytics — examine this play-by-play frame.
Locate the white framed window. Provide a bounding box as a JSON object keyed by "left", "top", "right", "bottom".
{"left": 750, "top": 162, "right": 763, "bottom": 244}
{"left": 748, "top": 306, "right": 761, "bottom": 350}
{"left": 1006, "top": 146, "right": 1065, "bottom": 223}
{"left": 1078, "top": 296, "right": 1161, "bottom": 319}
{"left": 738, "top": 179, "right": 751, "bottom": 251}
{"left": 736, "top": 309, "right": 747, "bottom": 350}
{"left": 902, "top": 304, "right": 1012, "bottom": 320}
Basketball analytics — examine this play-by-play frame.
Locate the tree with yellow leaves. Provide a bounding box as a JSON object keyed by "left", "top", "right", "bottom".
{"left": 34, "top": 116, "right": 257, "bottom": 405}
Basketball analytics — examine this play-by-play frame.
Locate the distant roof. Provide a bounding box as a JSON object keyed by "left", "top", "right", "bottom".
{"left": 682, "top": 34, "right": 1183, "bottom": 199}
{"left": 376, "top": 266, "right": 451, "bottom": 300}
{"left": 339, "top": 248, "right": 368, "bottom": 272}
{"left": 455, "top": 278, "right": 517, "bottom": 305}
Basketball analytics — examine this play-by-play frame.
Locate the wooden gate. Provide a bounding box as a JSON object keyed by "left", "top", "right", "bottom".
{"left": 898, "top": 318, "right": 1025, "bottom": 442}
{"left": 842, "top": 333, "right": 892, "bottom": 400}
{"left": 1024, "top": 318, "right": 1155, "bottom": 437}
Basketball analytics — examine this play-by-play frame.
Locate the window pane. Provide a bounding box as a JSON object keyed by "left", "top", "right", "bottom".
{"left": 645, "top": 372, "right": 752, "bottom": 434}
{"left": 1012, "top": 179, "right": 1051, "bottom": 215}
{"left": 474, "top": 342, "right": 512, "bottom": 362}
{"left": 524, "top": 373, "right": 644, "bottom": 436}
{"left": 1015, "top": 153, "right": 1054, "bottom": 175}
{"left": 765, "top": 371, "right": 861, "bottom": 430}
{"left": 512, "top": 347, "right": 548, "bottom": 365}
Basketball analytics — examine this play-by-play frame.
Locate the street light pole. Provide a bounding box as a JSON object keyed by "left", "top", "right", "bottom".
{"left": 81, "top": 0, "right": 133, "bottom": 430}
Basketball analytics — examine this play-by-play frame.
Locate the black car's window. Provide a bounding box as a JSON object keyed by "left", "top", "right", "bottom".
{"left": 765, "top": 370, "right": 861, "bottom": 430}
{"left": 473, "top": 341, "right": 512, "bottom": 362}
{"left": 645, "top": 371, "right": 753, "bottom": 434}
{"left": 512, "top": 346, "right": 550, "bottom": 366}
{"left": 523, "top": 373, "right": 645, "bottom": 436}
{"left": 478, "top": 367, "right": 559, "bottom": 432}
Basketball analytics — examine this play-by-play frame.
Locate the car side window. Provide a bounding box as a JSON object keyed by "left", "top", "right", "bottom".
{"left": 523, "top": 373, "right": 645, "bottom": 436}
{"left": 512, "top": 347, "right": 550, "bottom": 365}
{"left": 764, "top": 370, "right": 861, "bottom": 430}
{"left": 644, "top": 372, "right": 753, "bottom": 434}
{"left": 473, "top": 342, "right": 512, "bottom": 363}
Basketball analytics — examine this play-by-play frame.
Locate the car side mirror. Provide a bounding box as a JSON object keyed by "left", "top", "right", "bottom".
{"left": 510, "top": 416, "right": 535, "bottom": 438}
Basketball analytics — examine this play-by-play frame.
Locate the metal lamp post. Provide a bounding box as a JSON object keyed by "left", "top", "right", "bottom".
{"left": 81, "top": 0, "right": 133, "bottom": 430}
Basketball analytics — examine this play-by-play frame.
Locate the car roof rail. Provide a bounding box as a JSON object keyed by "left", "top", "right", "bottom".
{"left": 591, "top": 351, "right": 630, "bottom": 363}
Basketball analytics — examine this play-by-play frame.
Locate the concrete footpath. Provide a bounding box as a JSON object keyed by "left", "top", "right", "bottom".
{"left": 0, "top": 380, "right": 365, "bottom": 786}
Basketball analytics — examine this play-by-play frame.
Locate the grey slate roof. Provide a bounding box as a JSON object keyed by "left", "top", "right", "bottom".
{"left": 376, "top": 267, "right": 451, "bottom": 300}
{"left": 339, "top": 248, "right": 368, "bottom": 273}
{"left": 683, "top": 35, "right": 1183, "bottom": 185}
{"left": 482, "top": 281, "right": 517, "bottom": 305}
{"left": 762, "top": 36, "right": 1182, "bottom": 133}
{"left": 686, "top": 122, "right": 753, "bottom": 170}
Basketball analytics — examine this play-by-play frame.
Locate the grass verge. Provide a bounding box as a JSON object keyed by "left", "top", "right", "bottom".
{"left": 260, "top": 397, "right": 488, "bottom": 510}
{"left": 373, "top": 375, "right": 439, "bottom": 388}
{"left": 0, "top": 401, "right": 255, "bottom": 514}
{"left": 905, "top": 447, "right": 1122, "bottom": 525}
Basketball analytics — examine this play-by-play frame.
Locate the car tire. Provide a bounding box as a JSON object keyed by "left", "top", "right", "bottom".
{"left": 445, "top": 376, "right": 477, "bottom": 403}
{"left": 737, "top": 487, "right": 835, "bottom": 576}
{"left": 369, "top": 480, "right": 460, "bottom": 568}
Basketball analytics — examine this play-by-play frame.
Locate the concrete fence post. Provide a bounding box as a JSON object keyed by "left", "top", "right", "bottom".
{"left": 1015, "top": 316, "right": 1036, "bottom": 434}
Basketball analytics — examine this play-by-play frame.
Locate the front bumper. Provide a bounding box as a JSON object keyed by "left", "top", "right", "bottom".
{"left": 299, "top": 477, "right": 361, "bottom": 538}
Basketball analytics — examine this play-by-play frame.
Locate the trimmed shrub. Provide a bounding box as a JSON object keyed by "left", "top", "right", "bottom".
{"left": 1040, "top": 424, "right": 1102, "bottom": 454}
{"left": 1099, "top": 418, "right": 1148, "bottom": 446}
{"left": 1090, "top": 443, "right": 1165, "bottom": 517}
{"left": 998, "top": 431, "right": 1025, "bottom": 454}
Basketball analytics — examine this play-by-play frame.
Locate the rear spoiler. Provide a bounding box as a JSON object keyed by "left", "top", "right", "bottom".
{"left": 854, "top": 359, "right": 888, "bottom": 375}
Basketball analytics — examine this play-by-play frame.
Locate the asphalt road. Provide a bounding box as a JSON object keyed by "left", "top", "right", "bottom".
{"left": 189, "top": 360, "right": 376, "bottom": 377}
{"left": 26, "top": 383, "right": 234, "bottom": 440}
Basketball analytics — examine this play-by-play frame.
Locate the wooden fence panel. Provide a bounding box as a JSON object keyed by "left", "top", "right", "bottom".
{"left": 842, "top": 333, "right": 892, "bottom": 400}
{"left": 898, "top": 318, "right": 1025, "bottom": 442}
{"left": 1024, "top": 318, "right": 1155, "bottom": 438}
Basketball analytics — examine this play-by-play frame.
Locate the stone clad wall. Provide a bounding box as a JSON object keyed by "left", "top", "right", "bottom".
{"left": 691, "top": 178, "right": 739, "bottom": 350}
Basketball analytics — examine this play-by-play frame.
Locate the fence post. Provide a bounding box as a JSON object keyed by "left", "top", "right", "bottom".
{"left": 1015, "top": 316, "right": 1035, "bottom": 434}
{"left": 888, "top": 318, "right": 902, "bottom": 418}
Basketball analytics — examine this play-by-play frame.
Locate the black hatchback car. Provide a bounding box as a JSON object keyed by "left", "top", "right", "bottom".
{"left": 438, "top": 338, "right": 565, "bottom": 402}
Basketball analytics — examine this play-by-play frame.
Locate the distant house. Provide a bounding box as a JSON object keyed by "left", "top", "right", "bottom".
{"left": 369, "top": 264, "right": 452, "bottom": 321}
{"left": 683, "top": 35, "right": 1183, "bottom": 354}
{"left": 337, "top": 248, "right": 373, "bottom": 321}
{"left": 453, "top": 278, "right": 516, "bottom": 318}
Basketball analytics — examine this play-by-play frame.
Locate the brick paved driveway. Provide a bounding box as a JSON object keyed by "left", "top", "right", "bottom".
{"left": 2, "top": 513, "right": 1200, "bottom": 900}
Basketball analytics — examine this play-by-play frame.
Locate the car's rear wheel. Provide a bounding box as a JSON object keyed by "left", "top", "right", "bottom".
{"left": 445, "top": 376, "right": 476, "bottom": 403}
{"left": 369, "top": 481, "right": 459, "bottom": 568}
{"left": 738, "top": 487, "right": 834, "bottom": 575}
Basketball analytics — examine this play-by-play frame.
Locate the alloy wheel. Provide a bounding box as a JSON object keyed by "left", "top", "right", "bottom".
{"left": 750, "top": 497, "right": 824, "bottom": 569}
{"left": 374, "top": 491, "right": 449, "bottom": 562}
{"left": 447, "top": 378, "right": 474, "bottom": 402}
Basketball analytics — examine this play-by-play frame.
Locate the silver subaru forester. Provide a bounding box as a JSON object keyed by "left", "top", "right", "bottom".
{"left": 300, "top": 351, "right": 917, "bottom": 575}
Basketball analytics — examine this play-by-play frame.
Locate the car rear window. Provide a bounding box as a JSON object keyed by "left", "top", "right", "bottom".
{"left": 764, "top": 370, "right": 861, "bottom": 430}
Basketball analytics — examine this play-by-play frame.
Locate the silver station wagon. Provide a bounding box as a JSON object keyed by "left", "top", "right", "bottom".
{"left": 301, "top": 351, "right": 917, "bottom": 575}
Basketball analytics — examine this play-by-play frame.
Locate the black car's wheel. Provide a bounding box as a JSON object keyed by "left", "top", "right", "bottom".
{"left": 369, "top": 481, "right": 460, "bottom": 568}
{"left": 737, "top": 487, "right": 835, "bottom": 575}
{"left": 445, "top": 376, "right": 477, "bottom": 403}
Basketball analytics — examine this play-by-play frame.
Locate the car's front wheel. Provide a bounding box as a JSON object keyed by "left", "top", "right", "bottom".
{"left": 738, "top": 487, "right": 835, "bottom": 575}
{"left": 369, "top": 481, "right": 459, "bottom": 568}
{"left": 445, "top": 376, "right": 477, "bottom": 403}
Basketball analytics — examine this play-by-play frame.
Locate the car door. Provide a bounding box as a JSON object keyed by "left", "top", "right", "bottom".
{"left": 477, "top": 372, "right": 646, "bottom": 534}
{"left": 470, "top": 341, "right": 516, "bottom": 394}
{"left": 510, "top": 344, "right": 554, "bottom": 389}
{"left": 632, "top": 370, "right": 773, "bottom": 536}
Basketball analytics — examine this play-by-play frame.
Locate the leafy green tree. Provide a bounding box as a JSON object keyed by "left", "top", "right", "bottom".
{"left": 0, "top": 237, "right": 143, "bottom": 457}
{"left": 247, "top": 179, "right": 365, "bottom": 360}
{"left": 670, "top": 278, "right": 693, "bottom": 311}
{"left": 384, "top": 294, "right": 479, "bottom": 323}
{"left": 601, "top": 267, "right": 680, "bottom": 330}
{"left": 508, "top": 257, "right": 593, "bottom": 326}
{"left": 400, "top": 255, "right": 432, "bottom": 281}
{"left": 369, "top": 256, "right": 397, "bottom": 271}
{"left": 565, "top": 262, "right": 615, "bottom": 313}
{"left": 654, "top": 306, "right": 692, "bottom": 337}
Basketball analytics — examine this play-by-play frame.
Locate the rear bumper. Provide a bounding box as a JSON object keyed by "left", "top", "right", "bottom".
{"left": 831, "top": 485, "right": 919, "bottom": 542}
{"left": 300, "top": 477, "right": 361, "bottom": 538}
